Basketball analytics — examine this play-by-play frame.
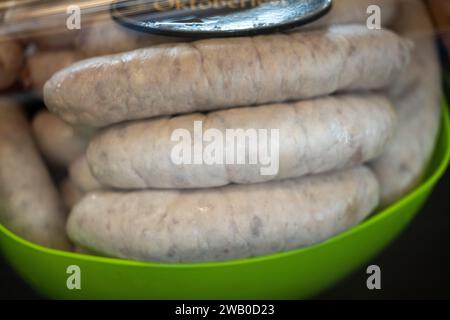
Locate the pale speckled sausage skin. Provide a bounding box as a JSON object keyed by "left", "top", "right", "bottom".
{"left": 75, "top": 0, "right": 398, "bottom": 57}
{"left": 44, "top": 25, "right": 411, "bottom": 127}
{"left": 86, "top": 94, "right": 396, "bottom": 189}
{"left": 67, "top": 166, "right": 379, "bottom": 263}
{"left": 0, "top": 100, "right": 71, "bottom": 249}
{"left": 370, "top": 0, "right": 442, "bottom": 206}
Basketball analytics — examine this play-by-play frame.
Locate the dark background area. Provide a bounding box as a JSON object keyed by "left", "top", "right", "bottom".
{"left": 321, "top": 169, "right": 450, "bottom": 300}
{"left": 1, "top": 160, "right": 449, "bottom": 300}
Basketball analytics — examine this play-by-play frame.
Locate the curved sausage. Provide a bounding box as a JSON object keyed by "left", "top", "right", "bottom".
{"left": 67, "top": 166, "right": 379, "bottom": 263}
{"left": 86, "top": 94, "right": 396, "bottom": 189}
{"left": 370, "top": 0, "right": 442, "bottom": 206}
{"left": 44, "top": 25, "right": 411, "bottom": 127}
{"left": 0, "top": 99, "right": 71, "bottom": 249}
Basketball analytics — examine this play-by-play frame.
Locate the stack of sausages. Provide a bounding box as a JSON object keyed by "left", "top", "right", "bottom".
{"left": 0, "top": 0, "right": 443, "bottom": 263}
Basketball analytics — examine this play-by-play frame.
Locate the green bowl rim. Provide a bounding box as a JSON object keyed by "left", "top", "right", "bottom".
{"left": 1, "top": 104, "right": 450, "bottom": 270}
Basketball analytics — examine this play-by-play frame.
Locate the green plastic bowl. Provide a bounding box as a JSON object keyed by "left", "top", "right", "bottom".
{"left": 1, "top": 104, "right": 449, "bottom": 300}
